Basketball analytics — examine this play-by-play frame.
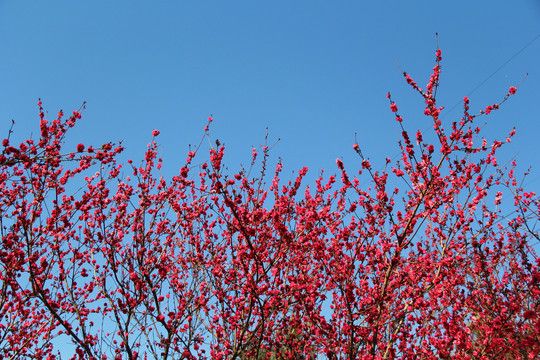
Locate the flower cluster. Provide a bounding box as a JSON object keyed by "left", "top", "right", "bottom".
{"left": 0, "top": 49, "right": 536, "bottom": 360}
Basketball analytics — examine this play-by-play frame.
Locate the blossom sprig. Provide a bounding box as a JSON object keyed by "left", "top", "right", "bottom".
{"left": 386, "top": 92, "right": 403, "bottom": 123}
{"left": 468, "top": 75, "right": 527, "bottom": 120}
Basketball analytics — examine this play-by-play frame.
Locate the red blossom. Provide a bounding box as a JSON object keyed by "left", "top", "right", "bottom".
{"left": 361, "top": 159, "right": 371, "bottom": 168}
{"left": 524, "top": 310, "right": 537, "bottom": 320}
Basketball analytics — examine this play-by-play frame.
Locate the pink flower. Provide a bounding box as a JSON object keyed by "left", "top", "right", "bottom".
{"left": 77, "top": 144, "right": 85, "bottom": 152}
{"left": 361, "top": 159, "right": 371, "bottom": 169}
{"left": 390, "top": 103, "right": 398, "bottom": 112}
{"left": 508, "top": 86, "right": 517, "bottom": 95}
{"left": 152, "top": 129, "right": 160, "bottom": 137}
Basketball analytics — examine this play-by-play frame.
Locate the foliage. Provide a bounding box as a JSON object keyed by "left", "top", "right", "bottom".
{"left": 0, "top": 48, "right": 539, "bottom": 360}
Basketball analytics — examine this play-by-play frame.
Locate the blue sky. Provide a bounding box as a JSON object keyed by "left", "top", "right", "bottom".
{"left": 1, "top": 1, "right": 539, "bottom": 184}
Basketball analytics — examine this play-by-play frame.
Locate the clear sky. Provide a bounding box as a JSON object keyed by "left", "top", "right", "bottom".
{"left": 1, "top": 1, "right": 539, "bottom": 184}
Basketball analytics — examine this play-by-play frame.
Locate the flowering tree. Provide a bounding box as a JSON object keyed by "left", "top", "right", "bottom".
{"left": 0, "top": 48, "right": 538, "bottom": 360}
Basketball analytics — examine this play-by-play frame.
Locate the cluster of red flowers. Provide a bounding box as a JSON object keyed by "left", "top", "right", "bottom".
{"left": 0, "top": 49, "right": 538, "bottom": 360}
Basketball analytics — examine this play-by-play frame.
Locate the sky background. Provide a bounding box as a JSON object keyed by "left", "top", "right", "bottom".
{"left": 0, "top": 1, "right": 539, "bottom": 187}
